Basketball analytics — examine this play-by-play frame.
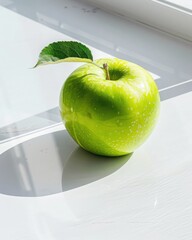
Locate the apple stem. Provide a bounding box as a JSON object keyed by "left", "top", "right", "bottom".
{"left": 103, "top": 63, "right": 110, "bottom": 80}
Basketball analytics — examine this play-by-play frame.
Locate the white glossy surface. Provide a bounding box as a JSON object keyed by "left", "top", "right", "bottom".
{"left": 0, "top": 6, "right": 109, "bottom": 129}
{"left": 1, "top": 89, "right": 192, "bottom": 240}
{"left": 0, "top": 1, "right": 192, "bottom": 239}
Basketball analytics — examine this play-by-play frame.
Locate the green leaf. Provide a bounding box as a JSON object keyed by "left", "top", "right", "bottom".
{"left": 34, "top": 41, "right": 93, "bottom": 67}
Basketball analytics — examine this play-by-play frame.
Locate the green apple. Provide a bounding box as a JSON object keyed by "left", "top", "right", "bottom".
{"left": 59, "top": 58, "right": 160, "bottom": 156}
{"left": 34, "top": 41, "right": 160, "bottom": 157}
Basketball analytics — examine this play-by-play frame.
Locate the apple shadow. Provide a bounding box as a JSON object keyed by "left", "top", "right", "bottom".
{"left": 62, "top": 148, "right": 131, "bottom": 191}
{"left": 0, "top": 130, "right": 131, "bottom": 197}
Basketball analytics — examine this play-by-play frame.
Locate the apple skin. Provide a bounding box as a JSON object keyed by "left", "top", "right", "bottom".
{"left": 59, "top": 58, "right": 160, "bottom": 157}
